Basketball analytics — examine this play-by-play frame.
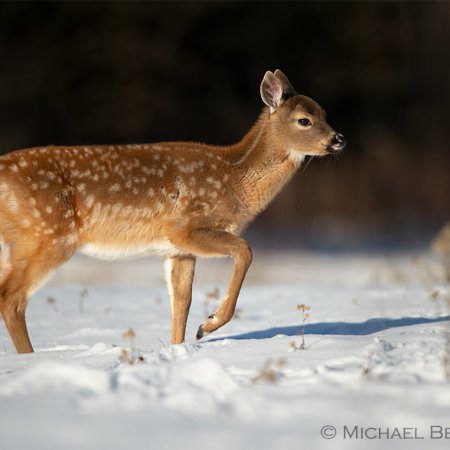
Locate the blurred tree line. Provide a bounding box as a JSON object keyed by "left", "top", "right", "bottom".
{"left": 0, "top": 1, "right": 448, "bottom": 246}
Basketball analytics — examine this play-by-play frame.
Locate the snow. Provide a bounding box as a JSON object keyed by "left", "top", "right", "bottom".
{"left": 0, "top": 251, "right": 449, "bottom": 450}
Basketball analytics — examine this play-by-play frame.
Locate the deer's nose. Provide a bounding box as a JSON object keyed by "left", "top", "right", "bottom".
{"left": 332, "top": 133, "right": 346, "bottom": 150}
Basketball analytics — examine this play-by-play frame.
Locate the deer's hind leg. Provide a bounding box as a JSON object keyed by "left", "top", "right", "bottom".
{"left": 0, "top": 288, "right": 33, "bottom": 354}
{"left": 0, "top": 237, "right": 77, "bottom": 354}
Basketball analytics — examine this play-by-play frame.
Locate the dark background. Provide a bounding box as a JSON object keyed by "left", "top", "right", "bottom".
{"left": 0, "top": 1, "right": 449, "bottom": 250}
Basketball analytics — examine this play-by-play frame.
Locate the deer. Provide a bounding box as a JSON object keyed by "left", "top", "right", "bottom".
{"left": 0, "top": 70, "right": 345, "bottom": 353}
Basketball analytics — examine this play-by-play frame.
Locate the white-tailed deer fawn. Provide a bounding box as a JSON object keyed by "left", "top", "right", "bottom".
{"left": 0, "top": 70, "right": 345, "bottom": 353}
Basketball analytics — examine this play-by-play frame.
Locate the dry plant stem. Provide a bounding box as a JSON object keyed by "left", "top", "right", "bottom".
{"left": 251, "top": 358, "right": 286, "bottom": 384}
{"left": 122, "top": 327, "right": 136, "bottom": 350}
{"left": 120, "top": 327, "right": 142, "bottom": 365}
{"left": 297, "top": 304, "right": 310, "bottom": 350}
{"left": 79, "top": 288, "right": 88, "bottom": 314}
{"left": 361, "top": 352, "right": 373, "bottom": 379}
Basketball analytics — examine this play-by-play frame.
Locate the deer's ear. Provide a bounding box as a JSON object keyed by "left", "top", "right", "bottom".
{"left": 274, "top": 69, "right": 296, "bottom": 99}
{"left": 260, "top": 71, "right": 283, "bottom": 113}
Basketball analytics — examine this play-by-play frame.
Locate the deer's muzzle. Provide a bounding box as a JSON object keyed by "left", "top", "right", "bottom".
{"left": 329, "top": 133, "right": 346, "bottom": 152}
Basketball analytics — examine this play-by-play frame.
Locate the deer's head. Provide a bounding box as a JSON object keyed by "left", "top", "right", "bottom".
{"left": 260, "top": 70, "right": 345, "bottom": 158}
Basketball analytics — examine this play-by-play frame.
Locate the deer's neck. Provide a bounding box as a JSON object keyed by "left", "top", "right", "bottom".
{"left": 229, "top": 110, "right": 303, "bottom": 217}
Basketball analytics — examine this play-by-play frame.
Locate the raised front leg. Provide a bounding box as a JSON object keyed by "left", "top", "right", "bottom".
{"left": 169, "top": 229, "right": 253, "bottom": 340}
{"left": 164, "top": 255, "right": 196, "bottom": 344}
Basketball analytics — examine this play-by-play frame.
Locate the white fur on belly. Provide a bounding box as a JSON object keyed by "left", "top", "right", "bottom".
{"left": 78, "top": 240, "right": 182, "bottom": 261}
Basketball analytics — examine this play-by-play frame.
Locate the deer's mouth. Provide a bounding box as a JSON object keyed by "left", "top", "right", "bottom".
{"left": 321, "top": 144, "right": 343, "bottom": 155}
{"left": 325, "top": 144, "right": 344, "bottom": 154}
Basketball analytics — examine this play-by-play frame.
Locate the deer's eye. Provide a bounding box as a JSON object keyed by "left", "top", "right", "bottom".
{"left": 298, "top": 118, "right": 311, "bottom": 127}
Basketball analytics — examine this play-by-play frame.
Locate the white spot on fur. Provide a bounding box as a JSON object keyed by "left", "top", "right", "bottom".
{"left": 66, "top": 234, "right": 78, "bottom": 245}
{"left": 112, "top": 203, "right": 123, "bottom": 214}
{"left": 85, "top": 195, "right": 95, "bottom": 208}
{"left": 109, "top": 183, "right": 121, "bottom": 192}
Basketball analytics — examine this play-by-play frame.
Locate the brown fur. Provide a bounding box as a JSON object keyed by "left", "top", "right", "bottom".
{"left": 0, "top": 70, "right": 344, "bottom": 353}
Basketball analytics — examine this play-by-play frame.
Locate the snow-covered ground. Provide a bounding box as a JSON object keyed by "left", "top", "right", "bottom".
{"left": 1, "top": 251, "right": 449, "bottom": 450}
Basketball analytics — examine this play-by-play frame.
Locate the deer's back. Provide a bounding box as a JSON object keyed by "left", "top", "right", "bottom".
{"left": 0, "top": 144, "right": 242, "bottom": 259}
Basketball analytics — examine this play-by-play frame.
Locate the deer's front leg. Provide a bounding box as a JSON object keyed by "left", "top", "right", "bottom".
{"left": 169, "top": 229, "right": 252, "bottom": 340}
{"left": 165, "top": 255, "right": 196, "bottom": 344}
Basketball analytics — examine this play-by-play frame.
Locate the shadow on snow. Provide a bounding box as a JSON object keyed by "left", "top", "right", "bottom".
{"left": 207, "top": 316, "right": 450, "bottom": 341}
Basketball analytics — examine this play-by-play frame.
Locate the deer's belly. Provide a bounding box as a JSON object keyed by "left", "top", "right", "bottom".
{"left": 78, "top": 240, "right": 182, "bottom": 261}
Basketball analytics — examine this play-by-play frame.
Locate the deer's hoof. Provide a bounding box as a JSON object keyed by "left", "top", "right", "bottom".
{"left": 196, "top": 324, "right": 205, "bottom": 340}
